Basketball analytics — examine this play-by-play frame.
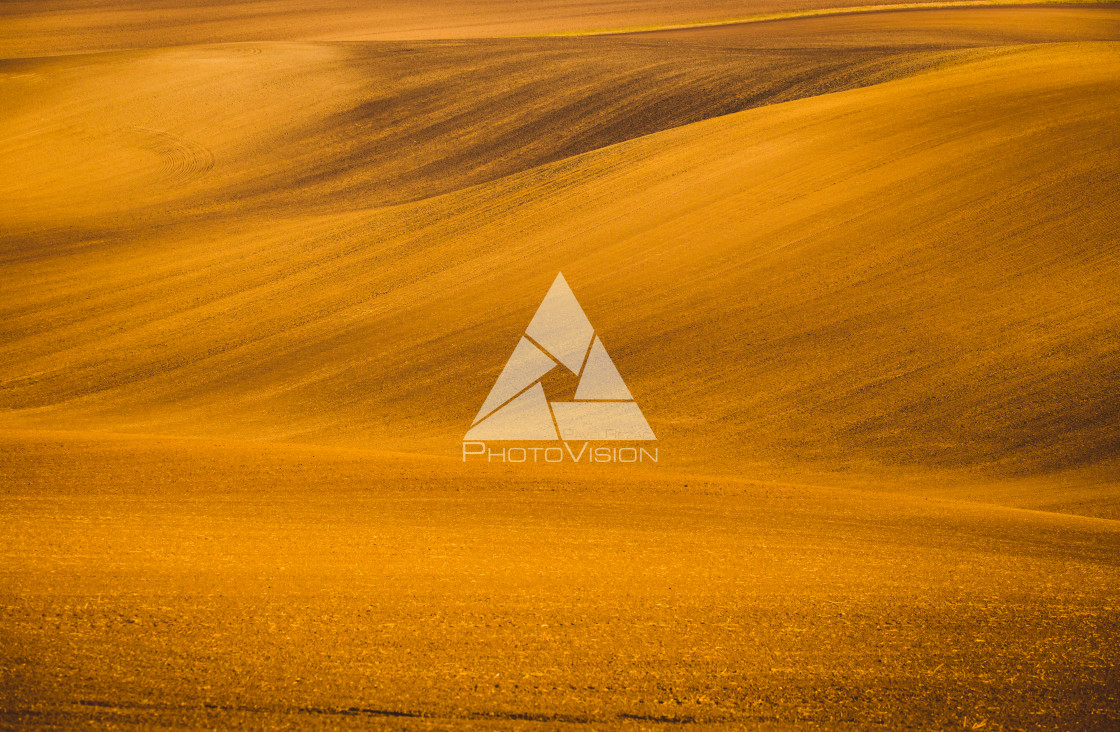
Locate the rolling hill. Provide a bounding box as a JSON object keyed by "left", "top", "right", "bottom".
{"left": 1, "top": 14, "right": 1118, "bottom": 505}
{"left": 1, "top": 4, "right": 1119, "bottom": 729}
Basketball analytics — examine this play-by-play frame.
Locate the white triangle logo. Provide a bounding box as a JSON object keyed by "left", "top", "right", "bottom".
{"left": 466, "top": 273, "right": 656, "bottom": 441}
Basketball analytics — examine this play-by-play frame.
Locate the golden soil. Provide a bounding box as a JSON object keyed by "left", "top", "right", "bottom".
{"left": 1, "top": 3, "right": 1118, "bottom": 729}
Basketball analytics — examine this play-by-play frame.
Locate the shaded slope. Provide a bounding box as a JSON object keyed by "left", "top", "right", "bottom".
{"left": 4, "top": 7, "right": 1116, "bottom": 234}
{"left": 1, "top": 23, "right": 1052, "bottom": 233}
{"left": 1, "top": 42, "right": 1117, "bottom": 496}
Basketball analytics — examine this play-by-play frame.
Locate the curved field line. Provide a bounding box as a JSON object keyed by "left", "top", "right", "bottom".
{"left": 129, "top": 126, "right": 215, "bottom": 185}
{"left": 530, "top": 0, "right": 1120, "bottom": 37}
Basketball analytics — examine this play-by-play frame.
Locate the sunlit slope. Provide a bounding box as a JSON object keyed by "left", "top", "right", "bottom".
{"left": 1, "top": 430, "right": 1118, "bottom": 727}
{"left": 1, "top": 43, "right": 1116, "bottom": 488}
{"left": 635, "top": 4, "right": 1120, "bottom": 45}
{"left": 5, "top": 0, "right": 1113, "bottom": 57}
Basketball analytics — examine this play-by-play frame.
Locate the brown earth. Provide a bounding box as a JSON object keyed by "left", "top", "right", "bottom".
{"left": 1, "top": 430, "right": 1118, "bottom": 729}
{"left": 2, "top": 0, "right": 1112, "bottom": 56}
{"left": 1, "top": 3, "right": 1118, "bottom": 729}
